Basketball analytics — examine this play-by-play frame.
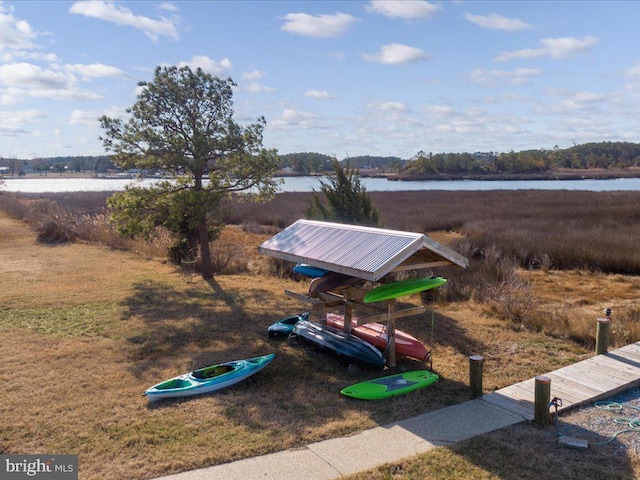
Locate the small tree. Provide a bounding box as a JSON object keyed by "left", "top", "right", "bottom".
{"left": 305, "top": 160, "right": 380, "bottom": 226}
{"left": 100, "top": 65, "right": 279, "bottom": 279}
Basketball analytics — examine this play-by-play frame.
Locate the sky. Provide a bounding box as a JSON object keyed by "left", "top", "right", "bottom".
{"left": 2, "top": 1, "right": 640, "bottom": 161}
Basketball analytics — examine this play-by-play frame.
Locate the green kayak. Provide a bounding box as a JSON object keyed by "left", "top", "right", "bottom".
{"left": 364, "top": 277, "right": 446, "bottom": 303}
{"left": 340, "top": 370, "right": 439, "bottom": 400}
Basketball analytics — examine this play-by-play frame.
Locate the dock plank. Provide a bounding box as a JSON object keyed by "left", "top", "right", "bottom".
{"left": 480, "top": 343, "right": 640, "bottom": 419}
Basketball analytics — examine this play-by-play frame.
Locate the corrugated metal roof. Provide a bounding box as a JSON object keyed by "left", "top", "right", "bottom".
{"left": 258, "top": 219, "right": 468, "bottom": 281}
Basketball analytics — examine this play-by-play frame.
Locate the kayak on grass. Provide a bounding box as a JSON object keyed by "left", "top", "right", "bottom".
{"left": 143, "top": 354, "right": 275, "bottom": 402}
{"left": 341, "top": 370, "right": 439, "bottom": 400}
{"left": 268, "top": 312, "right": 309, "bottom": 337}
{"left": 291, "top": 319, "right": 385, "bottom": 367}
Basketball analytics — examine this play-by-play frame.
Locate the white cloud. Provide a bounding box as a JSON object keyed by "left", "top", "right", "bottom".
{"left": 280, "top": 12, "right": 357, "bottom": 38}
{"left": 470, "top": 67, "right": 542, "bottom": 86}
{"left": 0, "top": 63, "right": 71, "bottom": 90}
{"left": 0, "top": 3, "right": 37, "bottom": 51}
{"left": 240, "top": 70, "right": 274, "bottom": 93}
{"left": 0, "top": 63, "right": 104, "bottom": 101}
{"left": 69, "top": 109, "right": 100, "bottom": 126}
{"left": 465, "top": 13, "right": 531, "bottom": 31}
{"left": 366, "top": 1, "right": 439, "bottom": 19}
{"left": 626, "top": 61, "right": 640, "bottom": 77}
{"left": 242, "top": 70, "right": 265, "bottom": 81}
{"left": 272, "top": 108, "right": 321, "bottom": 128}
{"left": 69, "top": 0, "right": 180, "bottom": 41}
{"left": 496, "top": 36, "right": 598, "bottom": 62}
{"left": 177, "top": 55, "right": 231, "bottom": 75}
{"left": 157, "top": 2, "right": 179, "bottom": 13}
{"left": 0, "top": 109, "right": 46, "bottom": 137}
{"left": 65, "top": 63, "right": 128, "bottom": 80}
{"left": 363, "top": 43, "right": 428, "bottom": 64}
{"left": 369, "top": 100, "right": 409, "bottom": 112}
{"left": 305, "top": 90, "right": 338, "bottom": 100}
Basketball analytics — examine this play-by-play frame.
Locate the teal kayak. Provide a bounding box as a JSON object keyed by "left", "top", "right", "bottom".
{"left": 268, "top": 312, "right": 308, "bottom": 337}
{"left": 143, "top": 354, "right": 275, "bottom": 401}
{"left": 364, "top": 277, "right": 447, "bottom": 303}
{"left": 341, "top": 370, "right": 439, "bottom": 400}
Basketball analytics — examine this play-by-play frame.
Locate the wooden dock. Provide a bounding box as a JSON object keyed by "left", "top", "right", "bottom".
{"left": 482, "top": 342, "right": 640, "bottom": 420}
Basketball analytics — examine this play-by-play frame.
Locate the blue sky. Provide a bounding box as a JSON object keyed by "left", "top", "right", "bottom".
{"left": 2, "top": 1, "right": 640, "bottom": 160}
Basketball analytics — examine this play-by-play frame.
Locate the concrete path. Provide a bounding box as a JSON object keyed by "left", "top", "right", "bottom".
{"left": 152, "top": 342, "right": 640, "bottom": 480}
{"left": 152, "top": 399, "right": 527, "bottom": 480}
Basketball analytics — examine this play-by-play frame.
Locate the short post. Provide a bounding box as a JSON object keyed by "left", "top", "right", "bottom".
{"left": 469, "top": 355, "right": 484, "bottom": 399}
{"left": 534, "top": 375, "right": 552, "bottom": 426}
{"left": 596, "top": 317, "right": 611, "bottom": 355}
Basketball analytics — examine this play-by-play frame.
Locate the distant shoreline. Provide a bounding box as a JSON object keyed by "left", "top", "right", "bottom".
{"left": 5, "top": 167, "right": 640, "bottom": 182}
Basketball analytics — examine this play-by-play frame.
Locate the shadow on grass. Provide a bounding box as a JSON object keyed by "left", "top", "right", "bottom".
{"left": 122, "top": 277, "right": 492, "bottom": 430}
{"left": 443, "top": 421, "right": 638, "bottom": 480}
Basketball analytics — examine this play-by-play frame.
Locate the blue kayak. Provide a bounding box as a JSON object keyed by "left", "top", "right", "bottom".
{"left": 143, "top": 354, "right": 275, "bottom": 401}
{"left": 268, "top": 312, "right": 308, "bottom": 337}
{"left": 292, "top": 263, "right": 329, "bottom": 278}
{"left": 292, "top": 320, "right": 385, "bottom": 367}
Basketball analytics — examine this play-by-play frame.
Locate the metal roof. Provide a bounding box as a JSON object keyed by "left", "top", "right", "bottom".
{"left": 258, "top": 219, "right": 469, "bottom": 281}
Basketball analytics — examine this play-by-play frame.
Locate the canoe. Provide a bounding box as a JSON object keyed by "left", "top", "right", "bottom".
{"left": 292, "top": 320, "right": 385, "bottom": 367}
{"left": 340, "top": 370, "right": 439, "bottom": 400}
{"left": 293, "top": 263, "right": 329, "bottom": 278}
{"left": 268, "top": 312, "right": 308, "bottom": 337}
{"left": 364, "top": 277, "right": 447, "bottom": 303}
{"left": 143, "top": 354, "right": 275, "bottom": 401}
{"left": 325, "top": 313, "right": 430, "bottom": 363}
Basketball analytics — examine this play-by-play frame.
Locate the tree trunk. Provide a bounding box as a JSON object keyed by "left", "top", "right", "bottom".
{"left": 198, "top": 212, "right": 214, "bottom": 279}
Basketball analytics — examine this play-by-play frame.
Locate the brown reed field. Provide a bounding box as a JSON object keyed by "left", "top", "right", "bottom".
{"left": 1, "top": 189, "right": 639, "bottom": 479}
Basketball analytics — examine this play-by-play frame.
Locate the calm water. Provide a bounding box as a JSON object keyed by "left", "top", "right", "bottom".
{"left": 4, "top": 176, "right": 640, "bottom": 193}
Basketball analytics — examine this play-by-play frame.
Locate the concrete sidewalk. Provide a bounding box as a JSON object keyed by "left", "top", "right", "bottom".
{"left": 152, "top": 398, "right": 527, "bottom": 480}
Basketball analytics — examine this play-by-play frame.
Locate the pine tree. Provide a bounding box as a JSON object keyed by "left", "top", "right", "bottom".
{"left": 305, "top": 160, "right": 380, "bottom": 226}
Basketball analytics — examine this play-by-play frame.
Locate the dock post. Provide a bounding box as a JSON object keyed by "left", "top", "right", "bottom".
{"left": 469, "top": 355, "right": 484, "bottom": 399}
{"left": 596, "top": 317, "right": 610, "bottom": 355}
{"left": 534, "top": 376, "right": 552, "bottom": 426}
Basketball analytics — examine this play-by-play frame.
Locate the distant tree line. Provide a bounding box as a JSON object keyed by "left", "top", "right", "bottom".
{"left": 405, "top": 142, "right": 640, "bottom": 176}
{"left": 0, "top": 155, "right": 115, "bottom": 176}
{"left": 3, "top": 141, "right": 640, "bottom": 178}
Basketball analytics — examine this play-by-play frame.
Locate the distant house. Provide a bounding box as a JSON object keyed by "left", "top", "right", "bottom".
{"left": 0, "top": 166, "right": 9, "bottom": 178}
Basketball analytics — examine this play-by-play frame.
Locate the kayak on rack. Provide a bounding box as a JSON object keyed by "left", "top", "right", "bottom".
{"left": 291, "top": 319, "right": 386, "bottom": 367}
{"left": 143, "top": 354, "right": 275, "bottom": 402}
{"left": 364, "top": 277, "right": 447, "bottom": 303}
{"left": 325, "top": 313, "right": 430, "bottom": 363}
{"left": 292, "top": 263, "right": 329, "bottom": 278}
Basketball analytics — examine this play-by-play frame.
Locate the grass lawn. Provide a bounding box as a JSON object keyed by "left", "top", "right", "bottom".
{"left": 1, "top": 212, "right": 639, "bottom": 479}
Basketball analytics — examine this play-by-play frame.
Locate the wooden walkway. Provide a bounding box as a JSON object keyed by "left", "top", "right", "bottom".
{"left": 483, "top": 341, "right": 640, "bottom": 420}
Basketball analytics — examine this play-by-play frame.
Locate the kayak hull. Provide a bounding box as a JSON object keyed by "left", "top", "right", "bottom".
{"left": 144, "top": 354, "right": 275, "bottom": 401}
{"left": 292, "top": 320, "right": 386, "bottom": 367}
{"left": 292, "top": 263, "right": 329, "bottom": 278}
{"left": 364, "top": 277, "right": 447, "bottom": 303}
{"left": 341, "top": 370, "right": 439, "bottom": 400}
{"left": 325, "top": 313, "right": 430, "bottom": 363}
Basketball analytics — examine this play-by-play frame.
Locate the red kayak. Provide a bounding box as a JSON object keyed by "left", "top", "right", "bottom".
{"left": 325, "top": 313, "right": 430, "bottom": 363}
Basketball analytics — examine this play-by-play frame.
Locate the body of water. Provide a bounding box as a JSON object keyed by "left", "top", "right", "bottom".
{"left": 3, "top": 175, "right": 640, "bottom": 193}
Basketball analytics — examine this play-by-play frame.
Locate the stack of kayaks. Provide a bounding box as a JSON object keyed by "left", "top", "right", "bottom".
{"left": 291, "top": 319, "right": 385, "bottom": 367}
{"left": 143, "top": 354, "right": 275, "bottom": 402}
{"left": 340, "top": 370, "right": 439, "bottom": 400}
{"left": 325, "top": 313, "right": 430, "bottom": 363}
